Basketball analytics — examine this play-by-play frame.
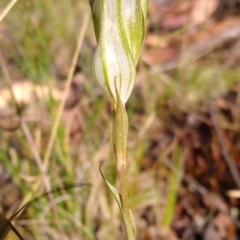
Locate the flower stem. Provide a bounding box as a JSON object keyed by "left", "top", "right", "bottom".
{"left": 112, "top": 99, "right": 129, "bottom": 212}
{"left": 117, "top": 161, "right": 129, "bottom": 213}
{"left": 112, "top": 94, "right": 136, "bottom": 239}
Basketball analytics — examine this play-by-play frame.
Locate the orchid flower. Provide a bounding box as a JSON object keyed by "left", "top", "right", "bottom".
{"left": 89, "top": 1, "right": 147, "bottom": 239}
{"left": 90, "top": 0, "right": 147, "bottom": 109}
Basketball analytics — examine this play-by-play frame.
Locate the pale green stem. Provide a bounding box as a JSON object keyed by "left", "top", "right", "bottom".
{"left": 112, "top": 94, "right": 135, "bottom": 240}
{"left": 117, "top": 163, "right": 129, "bottom": 214}
{"left": 113, "top": 107, "right": 129, "bottom": 213}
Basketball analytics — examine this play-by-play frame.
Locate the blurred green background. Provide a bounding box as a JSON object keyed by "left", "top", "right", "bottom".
{"left": 1, "top": 0, "right": 240, "bottom": 239}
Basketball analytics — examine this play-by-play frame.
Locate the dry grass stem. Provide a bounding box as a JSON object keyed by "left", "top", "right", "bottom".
{"left": 43, "top": 13, "right": 90, "bottom": 170}
{"left": 0, "top": 0, "right": 18, "bottom": 22}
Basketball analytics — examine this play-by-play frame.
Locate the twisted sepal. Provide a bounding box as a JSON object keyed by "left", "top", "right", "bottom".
{"left": 100, "top": 164, "right": 136, "bottom": 240}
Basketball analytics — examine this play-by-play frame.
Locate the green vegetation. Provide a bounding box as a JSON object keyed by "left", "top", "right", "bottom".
{"left": 0, "top": 0, "right": 239, "bottom": 239}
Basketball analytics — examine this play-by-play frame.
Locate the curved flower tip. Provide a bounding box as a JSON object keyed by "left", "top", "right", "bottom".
{"left": 90, "top": 0, "right": 148, "bottom": 108}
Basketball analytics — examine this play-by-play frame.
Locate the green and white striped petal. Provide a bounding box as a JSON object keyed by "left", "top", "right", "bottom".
{"left": 120, "top": 0, "right": 148, "bottom": 63}
{"left": 90, "top": 0, "right": 147, "bottom": 108}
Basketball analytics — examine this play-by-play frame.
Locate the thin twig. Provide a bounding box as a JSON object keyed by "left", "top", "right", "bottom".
{"left": 20, "top": 119, "right": 55, "bottom": 209}
{"left": 43, "top": 14, "right": 89, "bottom": 169}
{"left": 0, "top": 0, "right": 18, "bottom": 22}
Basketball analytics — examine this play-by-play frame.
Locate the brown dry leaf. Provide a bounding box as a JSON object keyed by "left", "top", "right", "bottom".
{"left": 227, "top": 189, "right": 240, "bottom": 198}
{"left": 145, "top": 34, "right": 166, "bottom": 48}
{"left": 216, "top": 98, "right": 232, "bottom": 111}
{"left": 0, "top": 81, "right": 53, "bottom": 110}
{"left": 214, "top": 213, "right": 234, "bottom": 239}
{"left": 0, "top": 80, "right": 79, "bottom": 111}
{"left": 203, "top": 195, "right": 228, "bottom": 213}
{"left": 161, "top": 14, "right": 186, "bottom": 30}
{"left": 0, "top": 81, "right": 33, "bottom": 110}
{"left": 190, "top": 0, "right": 218, "bottom": 25}
{"left": 144, "top": 43, "right": 179, "bottom": 66}
{"left": 158, "top": 227, "right": 180, "bottom": 240}
{"left": 204, "top": 223, "right": 222, "bottom": 240}
{"left": 209, "top": 16, "right": 240, "bottom": 35}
